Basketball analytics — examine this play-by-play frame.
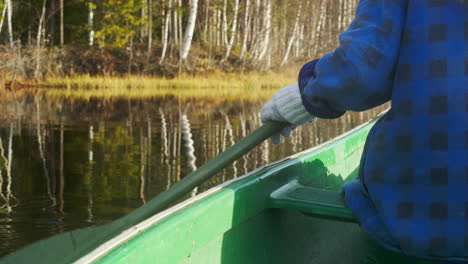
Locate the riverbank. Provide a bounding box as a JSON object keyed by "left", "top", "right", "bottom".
{"left": 1, "top": 44, "right": 303, "bottom": 100}
{"left": 42, "top": 71, "right": 297, "bottom": 100}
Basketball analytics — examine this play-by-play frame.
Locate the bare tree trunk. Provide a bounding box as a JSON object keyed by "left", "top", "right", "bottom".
{"left": 223, "top": 0, "right": 240, "bottom": 61}
{"left": 180, "top": 0, "right": 199, "bottom": 61}
{"left": 141, "top": 0, "right": 147, "bottom": 40}
{"left": 177, "top": 0, "right": 182, "bottom": 46}
{"left": 6, "top": 0, "right": 13, "bottom": 47}
{"left": 35, "top": 0, "right": 47, "bottom": 78}
{"left": 88, "top": 0, "right": 94, "bottom": 46}
{"left": 0, "top": 4, "right": 7, "bottom": 34}
{"left": 239, "top": 0, "right": 250, "bottom": 59}
{"left": 255, "top": 0, "right": 271, "bottom": 63}
{"left": 222, "top": 0, "right": 228, "bottom": 46}
{"left": 147, "top": 0, "right": 152, "bottom": 55}
{"left": 215, "top": 9, "right": 221, "bottom": 46}
{"left": 280, "top": 1, "right": 302, "bottom": 66}
{"left": 48, "top": 0, "right": 56, "bottom": 46}
{"left": 248, "top": 0, "right": 261, "bottom": 61}
{"left": 172, "top": 0, "right": 178, "bottom": 45}
{"left": 159, "top": 0, "right": 171, "bottom": 64}
{"left": 59, "top": 0, "right": 64, "bottom": 45}
{"left": 203, "top": 0, "right": 210, "bottom": 40}
{"left": 314, "top": 0, "right": 327, "bottom": 57}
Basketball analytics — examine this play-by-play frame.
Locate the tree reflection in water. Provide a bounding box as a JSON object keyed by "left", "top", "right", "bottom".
{"left": 0, "top": 91, "right": 388, "bottom": 257}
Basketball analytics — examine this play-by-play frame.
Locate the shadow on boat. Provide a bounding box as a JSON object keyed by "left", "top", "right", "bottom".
{"left": 219, "top": 159, "right": 433, "bottom": 264}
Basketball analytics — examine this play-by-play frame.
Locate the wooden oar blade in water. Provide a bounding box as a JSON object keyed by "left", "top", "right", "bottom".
{"left": 0, "top": 121, "right": 287, "bottom": 264}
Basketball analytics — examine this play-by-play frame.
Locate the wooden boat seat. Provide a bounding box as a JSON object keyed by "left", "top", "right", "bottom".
{"left": 268, "top": 180, "right": 358, "bottom": 223}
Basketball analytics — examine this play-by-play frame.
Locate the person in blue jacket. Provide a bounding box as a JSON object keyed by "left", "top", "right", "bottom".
{"left": 261, "top": 0, "right": 467, "bottom": 262}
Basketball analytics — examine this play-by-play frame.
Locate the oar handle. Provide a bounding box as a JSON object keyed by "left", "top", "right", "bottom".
{"left": 121, "top": 121, "right": 288, "bottom": 225}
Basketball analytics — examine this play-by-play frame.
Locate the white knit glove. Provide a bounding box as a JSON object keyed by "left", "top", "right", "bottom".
{"left": 260, "top": 83, "right": 316, "bottom": 144}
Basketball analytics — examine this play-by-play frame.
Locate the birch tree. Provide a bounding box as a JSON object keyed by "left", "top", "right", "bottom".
{"left": 6, "top": 0, "right": 13, "bottom": 47}
{"left": 255, "top": 0, "right": 271, "bottom": 63}
{"left": 179, "top": 0, "right": 199, "bottom": 61}
{"left": 221, "top": 0, "right": 228, "bottom": 46}
{"left": 147, "top": 0, "right": 152, "bottom": 55}
{"left": 88, "top": 0, "right": 94, "bottom": 46}
{"left": 159, "top": 0, "right": 172, "bottom": 64}
{"left": 0, "top": 2, "right": 7, "bottom": 35}
{"left": 35, "top": 0, "right": 47, "bottom": 77}
{"left": 59, "top": 0, "right": 63, "bottom": 45}
{"left": 223, "top": 0, "right": 240, "bottom": 61}
{"left": 239, "top": 0, "right": 250, "bottom": 59}
{"left": 280, "top": 1, "right": 302, "bottom": 66}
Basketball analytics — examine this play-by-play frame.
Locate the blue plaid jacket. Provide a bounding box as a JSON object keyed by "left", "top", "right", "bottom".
{"left": 298, "top": 0, "right": 468, "bottom": 262}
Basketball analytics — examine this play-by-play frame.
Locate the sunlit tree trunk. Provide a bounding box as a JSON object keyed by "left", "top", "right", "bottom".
{"left": 35, "top": 0, "right": 47, "bottom": 77}
{"left": 280, "top": 1, "right": 302, "bottom": 66}
{"left": 48, "top": 0, "right": 56, "bottom": 46}
{"left": 215, "top": 9, "right": 220, "bottom": 46}
{"left": 223, "top": 0, "right": 240, "bottom": 61}
{"left": 59, "top": 0, "right": 64, "bottom": 45}
{"left": 180, "top": 0, "right": 199, "bottom": 61}
{"left": 313, "top": 0, "right": 327, "bottom": 57}
{"left": 222, "top": 0, "right": 228, "bottom": 46}
{"left": 177, "top": 0, "right": 183, "bottom": 45}
{"left": 147, "top": 0, "right": 152, "bottom": 55}
{"left": 6, "top": 0, "right": 13, "bottom": 47}
{"left": 0, "top": 4, "right": 6, "bottom": 35}
{"left": 160, "top": 0, "right": 171, "bottom": 64}
{"left": 203, "top": 0, "right": 210, "bottom": 40}
{"left": 239, "top": 0, "right": 250, "bottom": 59}
{"left": 338, "top": 0, "right": 344, "bottom": 31}
{"left": 172, "top": 0, "right": 178, "bottom": 45}
{"left": 141, "top": 0, "right": 146, "bottom": 40}
{"left": 249, "top": 0, "right": 260, "bottom": 58}
{"left": 255, "top": 0, "right": 271, "bottom": 63}
{"left": 88, "top": 0, "right": 94, "bottom": 46}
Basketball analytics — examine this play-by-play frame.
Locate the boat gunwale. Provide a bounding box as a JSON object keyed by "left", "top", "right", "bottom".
{"left": 74, "top": 110, "right": 387, "bottom": 264}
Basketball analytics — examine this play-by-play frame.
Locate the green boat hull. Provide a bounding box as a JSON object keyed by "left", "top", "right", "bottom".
{"left": 1, "top": 115, "right": 435, "bottom": 264}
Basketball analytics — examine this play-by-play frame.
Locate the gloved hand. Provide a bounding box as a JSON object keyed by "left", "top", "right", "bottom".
{"left": 260, "top": 83, "right": 316, "bottom": 144}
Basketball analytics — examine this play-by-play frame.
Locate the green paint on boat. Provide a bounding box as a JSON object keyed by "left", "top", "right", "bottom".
{"left": 0, "top": 114, "right": 435, "bottom": 264}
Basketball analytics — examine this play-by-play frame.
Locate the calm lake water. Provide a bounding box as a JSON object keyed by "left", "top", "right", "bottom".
{"left": 0, "top": 90, "right": 386, "bottom": 257}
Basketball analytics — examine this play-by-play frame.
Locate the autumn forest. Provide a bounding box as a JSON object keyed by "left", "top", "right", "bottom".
{"left": 0, "top": 0, "right": 359, "bottom": 80}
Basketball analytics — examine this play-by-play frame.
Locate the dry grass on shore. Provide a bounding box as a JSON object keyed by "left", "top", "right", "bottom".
{"left": 42, "top": 71, "right": 298, "bottom": 101}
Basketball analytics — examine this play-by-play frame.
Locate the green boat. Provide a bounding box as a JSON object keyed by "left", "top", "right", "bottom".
{"left": 0, "top": 112, "right": 435, "bottom": 264}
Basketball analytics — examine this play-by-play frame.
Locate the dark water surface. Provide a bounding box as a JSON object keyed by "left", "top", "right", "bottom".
{"left": 0, "top": 90, "right": 386, "bottom": 257}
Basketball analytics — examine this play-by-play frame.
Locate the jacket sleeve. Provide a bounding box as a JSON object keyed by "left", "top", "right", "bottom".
{"left": 299, "top": 0, "right": 408, "bottom": 119}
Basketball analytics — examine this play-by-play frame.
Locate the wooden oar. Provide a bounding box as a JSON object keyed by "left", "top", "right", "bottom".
{"left": 2, "top": 121, "right": 287, "bottom": 264}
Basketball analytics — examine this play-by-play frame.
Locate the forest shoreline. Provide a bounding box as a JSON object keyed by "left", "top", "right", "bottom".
{"left": 1, "top": 44, "right": 304, "bottom": 92}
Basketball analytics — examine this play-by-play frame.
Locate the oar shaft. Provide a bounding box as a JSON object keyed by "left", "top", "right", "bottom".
{"left": 0, "top": 121, "right": 288, "bottom": 264}
{"left": 120, "top": 121, "right": 287, "bottom": 225}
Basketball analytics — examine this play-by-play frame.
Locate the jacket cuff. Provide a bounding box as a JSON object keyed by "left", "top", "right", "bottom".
{"left": 298, "top": 59, "right": 346, "bottom": 119}
{"left": 274, "top": 83, "right": 315, "bottom": 125}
